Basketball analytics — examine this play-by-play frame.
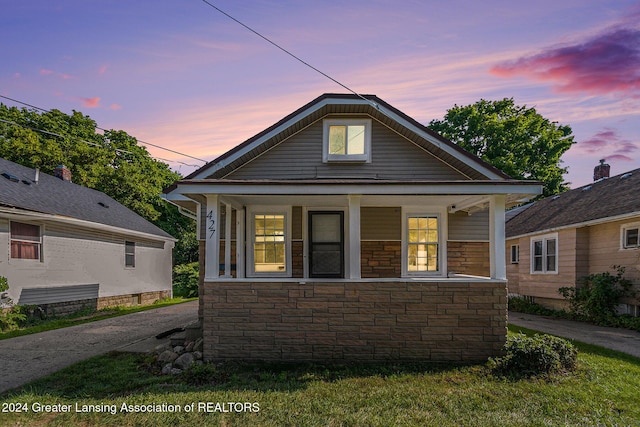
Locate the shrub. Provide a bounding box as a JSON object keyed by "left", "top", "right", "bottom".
{"left": 491, "top": 333, "right": 577, "bottom": 378}
{"left": 173, "top": 262, "right": 199, "bottom": 298}
{"left": 0, "top": 276, "right": 8, "bottom": 293}
{"left": 0, "top": 306, "right": 27, "bottom": 332}
{"left": 508, "top": 296, "right": 557, "bottom": 316}
{"left": 559, "top": 266, "right": 634, "bottom": 322}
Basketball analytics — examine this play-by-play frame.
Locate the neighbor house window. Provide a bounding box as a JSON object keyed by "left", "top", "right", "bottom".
{"left": 622, "top": 224, "right": 640, "bottom": 249}
{"left": 10, "top": 221, "right": 41, "bottom": 260}
{"left": 531, "top": 234, "right": 557, "bottom": 273}
{"left": 125, "top": 241, "right": 135, "bottom": 268}
{"left": 510, "top": 244, "right": 519, "bottom": 264}
{"left": 249, "top": 210, "right": 290, "bottom": 276}
{"left": 323, "top": 119, "right": 371, "bottom": 162}
{"left": 406, "top": 215, "right": 440, "bottom": 274}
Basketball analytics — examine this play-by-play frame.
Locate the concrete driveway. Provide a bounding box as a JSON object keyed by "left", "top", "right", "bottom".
{"left": 0, "top": 300, "right": 198, "bottom": 395}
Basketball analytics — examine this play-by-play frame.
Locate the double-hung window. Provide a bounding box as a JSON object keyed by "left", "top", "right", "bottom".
{"left": 248, "top": 207, "right": 291, "bottom": 277}
{"left": 323, "top": 119, "right": 371, "bottom": 163}
{"left": 510, "top": 244, "right": 520, "bottom": 264}
{"left": 531, "top": 234, "right": 557, "bottom": 273}
{"left": 405, "top": 214, "right": 441, "bottom": 275}
{"left": 622, "top": 224, "right": 640, "bottom": 249}
{"left": 10, "top": 221, "right": 42, "bottom": 260}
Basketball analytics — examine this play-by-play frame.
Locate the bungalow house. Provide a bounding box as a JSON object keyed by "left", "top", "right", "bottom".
{"left": 0, "top": 158, "right": 175, "bottom": 315}
{"left": 164, "top": 93, "right": 541, "bottom": 362}
{"left": 506, "top": 161, "right": 640, "bottom": 315}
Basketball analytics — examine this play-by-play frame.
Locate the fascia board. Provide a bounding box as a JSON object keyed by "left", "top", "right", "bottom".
{"left": 173, "top": 182, "right": 542, "bottom": 196}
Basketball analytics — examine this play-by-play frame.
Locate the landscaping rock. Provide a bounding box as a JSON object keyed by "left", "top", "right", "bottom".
{"left": 170, "top": 368, "right": 183, "bottom": 375}
{"left": 193, "top": 351, "right": 203, "bottom": 360}
{"left": 193, "top": 338, "right": 204, "bottom": 352}
{"left": 157, "top": 350, "right": 179, "bottom": 364}
{"left": 174, "top": 352, "right": 195, "bottom": 370}
{"left": 185, "top": 341, "right": 195, "bottom": 352}
{"left": 174, "top": 345, "right": 185, "bottom": 354}
{"left": 161, "top": 363, "right": 173, "bottom": 375}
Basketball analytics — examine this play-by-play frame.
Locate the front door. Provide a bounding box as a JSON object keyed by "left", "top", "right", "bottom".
{"left": 309, "top": 211, "right": 344, "bottom": 278}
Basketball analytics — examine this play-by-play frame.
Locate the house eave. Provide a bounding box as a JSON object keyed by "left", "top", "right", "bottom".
{"left": 507, "top": 210, "right": 640, "bottom": 240}
{"left": 0, "top": 206, "right": 177, "bottom": 243}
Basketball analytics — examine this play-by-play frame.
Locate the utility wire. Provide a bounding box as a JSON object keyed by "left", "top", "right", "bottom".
{"left": 197, "top": 0, "right": 379, "bottom": 109}
{"left": 0, "top": 94, "right": 208, "bottom": 164}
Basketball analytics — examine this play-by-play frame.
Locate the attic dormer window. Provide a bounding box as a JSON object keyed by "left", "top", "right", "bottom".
{"left": 323, "top": 119, "right": 371, "bottom": 163}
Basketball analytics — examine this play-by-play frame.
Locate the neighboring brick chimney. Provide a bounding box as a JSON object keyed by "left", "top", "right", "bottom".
{"left": 54, "top": 164, "right": 72, "bottom": 182}
{"left": 593, "top": 159, "right": 610, "bottom": 181}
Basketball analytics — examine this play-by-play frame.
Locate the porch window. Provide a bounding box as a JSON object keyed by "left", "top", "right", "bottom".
{"left": 406, "top": 215, "right": 439, "bottom": 273}
{"left": 10, "top": 221, "right": 41, "bottom": 260}
{"left": 253, "top": 213, "right": 287, "bottom": 274}
{"left": 622, "top": 224, "right": 639, "bottom": 249}
{"left": 531, "top": 234, "right": 557, "bottom": 273}
{"left": 323, "top": 119, "right": 371, "bottom": 163}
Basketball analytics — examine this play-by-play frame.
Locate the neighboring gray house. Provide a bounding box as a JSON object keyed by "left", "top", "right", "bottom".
{"left": 0, "top": 158, "right": 175, "bottom": 314}
{"left": 164, "top": 93, "right": 541, "bottom": 363}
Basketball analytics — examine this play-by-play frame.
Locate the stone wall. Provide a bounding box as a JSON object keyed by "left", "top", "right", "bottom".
{"left": 447, "top": 241, "right": 490, "bottom": 277}
{"left": 96, "top": 290, "right": 171, "bottom": 310}
{"left": 201, "top": 279, "right": 507, "bottom": 363}
{"left": 361, "top": 241, "right": 402, "bottom": 278}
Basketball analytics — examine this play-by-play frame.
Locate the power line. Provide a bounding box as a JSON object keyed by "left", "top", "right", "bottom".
{"left": 197, "top": 0, "right": 380, "bottom": 109}
{"left": 0, "top": 95, "right": 208, "bottom": 164}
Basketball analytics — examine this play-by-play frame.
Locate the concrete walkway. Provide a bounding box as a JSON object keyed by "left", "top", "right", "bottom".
{"left": 508, "top": 311, "right": 640, "bottom": 358}
{"left": 0, "top": 300, "right": 198, "bottom": 395}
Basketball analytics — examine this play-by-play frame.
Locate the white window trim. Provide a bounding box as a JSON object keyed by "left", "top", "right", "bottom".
{"left": 322, "top": 118, "right": 372, "bottom": 163}
{"left": 247, "top": 206, "right": 292, "bottom": 278}
{"left": 620, "top": 222, "right": 640, "bottom": 250}
{"left": 401, "top": 207, "right": 447, "bottom": 277}
{"left": 530, "top": 232, "right": 558, "bottom": 274}
{"left": 9, "top": 220, "right": 43, "bottom": 262}
{"left": 510, "top": 244, "right": 519, "bottom": 264}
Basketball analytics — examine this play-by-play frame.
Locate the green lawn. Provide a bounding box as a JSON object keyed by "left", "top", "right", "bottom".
{"left": 1, "top": 326, "right": 639, "bottom": 427}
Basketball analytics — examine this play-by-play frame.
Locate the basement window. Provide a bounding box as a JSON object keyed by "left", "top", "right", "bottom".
{"left": 323, "top": 119, "right": 371, "bottom": 163}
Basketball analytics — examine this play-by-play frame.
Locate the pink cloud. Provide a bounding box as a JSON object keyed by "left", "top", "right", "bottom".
{"left": 13, "top": 72, "right": 21, "bottom": 79}
{"left": 109, "top": 103, "right": 122, "bottom": 110}
{"left": 579, "top": 128, "right": 638, "bottom": 162}
{"left": 80, "top": 97, "right": 101, "bottom": 108}
{"left": 491, "top": 27, "right": 640, "bottom": 97}
{"left": 99, "top": 65, "right": 108, "bottom": 75}
{"left": 40, "top": 69, "right": 54, "bottom": 76}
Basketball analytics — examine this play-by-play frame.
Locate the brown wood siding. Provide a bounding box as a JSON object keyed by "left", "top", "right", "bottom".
{"left": 448, "top": 210, "right": 490, "bottom": 241}
{"left": 588, "top": 219, "right": 640, "bottom": 284}
{"left": 361, "top": 207, "right": 401, "bottom": 240}
{"left": 506, "top": 238, "right": 520, "bottom": 294}
{"left": 225, "top": 120, "right": 467, "bottom": 180}
{"left": 517, "top": 229, "right": 578, "bottom": 300}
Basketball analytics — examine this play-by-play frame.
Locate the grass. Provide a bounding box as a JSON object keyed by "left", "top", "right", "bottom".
{"left": 0, "top": 297, "right": 196, "bottom": 340}
{"left": 1, "top": 325, "right": 639, "bottom": 426}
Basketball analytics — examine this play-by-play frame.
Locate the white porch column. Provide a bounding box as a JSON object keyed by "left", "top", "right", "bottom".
{"left": 223, "top": 203, "right": 232, "bottom": 278}
{"left": 235, "top": 208, "right": 245, "bottom": 278}
{"left": 204, "top": 194, "right": 220, "bottom": 281}
{"left": 489, "top": 194, "right": 506, "bottom": 280}
{"left": 348, "top": 194, "right": 362, "bottom": 279}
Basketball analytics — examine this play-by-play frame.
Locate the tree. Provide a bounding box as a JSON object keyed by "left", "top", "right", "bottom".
{"left": 428, "top": 98, "right": 575, "bottom": 197}
{"left": 0, "top": 104, "right": 195, "bottom": 264}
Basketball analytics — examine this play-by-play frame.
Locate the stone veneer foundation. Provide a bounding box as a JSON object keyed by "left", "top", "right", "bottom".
{"left": 201, "top": 279, "right": 506, "bottom": 363}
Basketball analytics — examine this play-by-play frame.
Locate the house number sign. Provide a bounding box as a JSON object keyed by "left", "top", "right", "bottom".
{"left": 206, "top": 210, "right": 216, "bottom": 238}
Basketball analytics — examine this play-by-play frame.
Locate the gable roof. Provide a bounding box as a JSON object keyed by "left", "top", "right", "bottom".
{"left": 0, "top": 158, "right": 173, "bottom": 240}
{"left": 506, "top": 168, "right": 640, "bottom": 237}
{"left": 165, "top": 93, "right": 510, "bottom": 192}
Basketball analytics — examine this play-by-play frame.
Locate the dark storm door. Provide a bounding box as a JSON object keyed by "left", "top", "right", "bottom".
{"left": 309, "top": 211, "right": 344, "bottom": 278}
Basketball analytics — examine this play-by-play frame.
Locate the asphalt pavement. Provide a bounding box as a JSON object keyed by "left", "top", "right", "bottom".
{"left": 0, "top": 300, "right": 198, "bottom": 395}
{"left": 508, "top": 311, "right": 640, "bottom": 358}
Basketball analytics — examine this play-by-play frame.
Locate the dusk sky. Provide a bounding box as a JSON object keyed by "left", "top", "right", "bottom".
{"left": 2, "top": 1, "right": 639, "bottom": 187}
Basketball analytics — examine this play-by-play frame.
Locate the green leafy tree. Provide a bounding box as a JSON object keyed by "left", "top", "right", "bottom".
{"left": 429, "top": 98, "right": 575, "bottom": 197}
{"left": 0, "top": 104, "right": 194, "bottom": 263}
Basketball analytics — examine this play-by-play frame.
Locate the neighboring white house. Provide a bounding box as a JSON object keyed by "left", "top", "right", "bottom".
{"left": 164, "top": 93, "right": 542, "bottom": 363}
{"left": 0, "top": 158, "right": 175, "bottom": 314}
